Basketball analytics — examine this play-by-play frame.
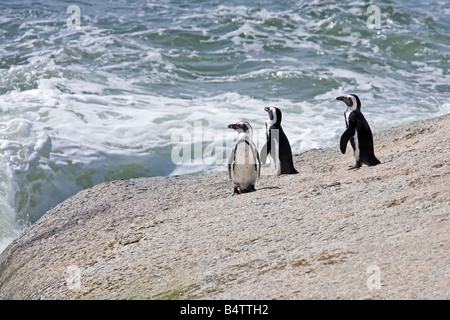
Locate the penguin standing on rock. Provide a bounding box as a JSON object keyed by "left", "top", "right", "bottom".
{"left": 260, "top": 107, "right": 298, "bottom": 175}
{"left": 228, "top": 121, "right": 261, "bottom": 195}
{"left": 336, "top": 94, "right": 380, "bottom": 169}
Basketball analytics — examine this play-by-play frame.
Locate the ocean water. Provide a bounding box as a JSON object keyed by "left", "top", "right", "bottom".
{"left": 0, "top": 0, "right": 449, "bottom": 253}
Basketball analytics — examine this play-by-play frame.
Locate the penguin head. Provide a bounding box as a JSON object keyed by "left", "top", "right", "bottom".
{"left": 228, "top": 121, "right": 254, "bottom": 139}
{"left": 336, "top": 94, "right": 361, "bottom": 111}
{"left": 264, "top": 107, "right": 282, "bottom": 126}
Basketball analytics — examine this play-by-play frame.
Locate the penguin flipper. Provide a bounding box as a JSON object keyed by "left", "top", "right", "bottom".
{"left": 340, "top": 127, "right": 355, "bottom": 154}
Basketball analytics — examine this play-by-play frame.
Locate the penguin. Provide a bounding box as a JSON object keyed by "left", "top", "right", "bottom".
{"left": 260, "top": 107, "right": 298, "bottom": 175}
{"left": 228, "top": 121, "right": 261, "bottom": 195}
{"left": 336, "top": 94, "right": 380, "bottom": 169}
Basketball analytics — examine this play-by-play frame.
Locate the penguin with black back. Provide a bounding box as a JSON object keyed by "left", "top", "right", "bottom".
{"left": 336, "top": 94, "right": 380, "bottom": 169}
{"left": 260, "top": 107, "right": 298, "bottom": 175}
{"left": 228, "top": 121, "right": 261, "bottom": 195}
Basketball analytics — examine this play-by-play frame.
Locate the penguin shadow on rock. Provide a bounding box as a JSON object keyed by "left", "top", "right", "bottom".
{"left": 228, "top": 121, "right": 261, "bottom": 196}
{"left": 260, "top": 107, "right": 299, "bottom": 176}
{"left": 336, "top": 94, "right": 381, "bottom": 170}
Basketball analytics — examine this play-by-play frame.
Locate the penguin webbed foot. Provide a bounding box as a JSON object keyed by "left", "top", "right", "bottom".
{"left": 245, "top": 185, "right": 256, "bottom": 192}
{"left": 348, "top": 163, "right": 361, "bottom": 170}
{"left": 232, "top": 185, "right": 256, "bottom": 195}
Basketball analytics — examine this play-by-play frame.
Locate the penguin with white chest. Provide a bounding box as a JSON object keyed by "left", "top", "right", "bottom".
{"left": 228, "top": 121, "right": 261, "bottom": 195}
{"left": 260, "top": 107, "right": 298, "bottom": 175}
{"left": 336, "top": 94, "right": 380, "bottom": 169}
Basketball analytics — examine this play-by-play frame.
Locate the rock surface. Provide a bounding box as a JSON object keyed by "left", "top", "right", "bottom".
{"left": 0, "top": 114, "right": 448, "bottom": 300}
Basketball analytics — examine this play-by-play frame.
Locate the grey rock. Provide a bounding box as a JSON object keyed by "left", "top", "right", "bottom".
{"left": 0, "top": 114, "right": 448, "bottom": 299}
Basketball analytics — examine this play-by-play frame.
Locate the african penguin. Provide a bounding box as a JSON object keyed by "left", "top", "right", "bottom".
{"left": 336, "top": 94, "right": 380, "bottom": 169}
{"left": 260, "top": 107, "right": 298, "bottom": 175}
{"left": 228, "top": 121, "right": 261, "bottom": 195}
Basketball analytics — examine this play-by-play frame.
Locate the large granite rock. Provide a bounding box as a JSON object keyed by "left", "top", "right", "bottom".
{"left": 0, "top": 114, "right": 448, "bottom": 299}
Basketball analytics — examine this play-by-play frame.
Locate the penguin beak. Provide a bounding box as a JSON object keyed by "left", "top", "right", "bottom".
{"left": 336, "top": 96, "right": 351, "bottom": 106}
{"left": 264, "top": 107, "right": 270, "bottom": 113}
{"left": 228, "top": 124, "right": 238, "bottom": 130}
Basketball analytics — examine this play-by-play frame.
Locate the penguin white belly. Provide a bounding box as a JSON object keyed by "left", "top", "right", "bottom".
{"left": 233, "top": 142, "right": 257, "bottom": 188}
{"left": 233, "top": 164, "right": 257, "bottom": 188}
{"left": 345, "top": 108, "right": 352, "bottom": 127}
